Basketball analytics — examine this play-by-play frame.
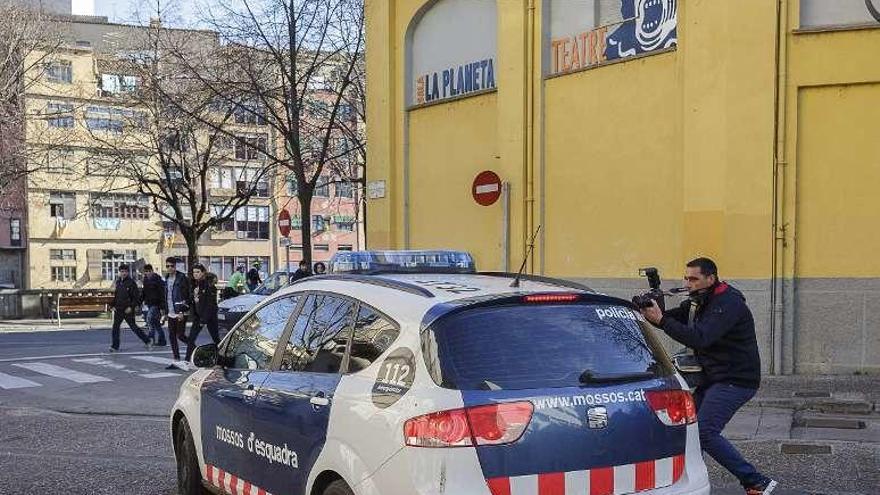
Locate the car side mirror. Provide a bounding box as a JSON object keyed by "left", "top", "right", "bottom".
{"left": 192, "top": 343, "right": 219, "bottom": 368}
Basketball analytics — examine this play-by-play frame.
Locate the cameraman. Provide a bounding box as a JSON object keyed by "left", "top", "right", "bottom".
{"left": 640, "top": 257, "right": 777, "bottom": 495}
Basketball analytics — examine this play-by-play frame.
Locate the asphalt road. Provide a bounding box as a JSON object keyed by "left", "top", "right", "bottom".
{"left": 0, "top": 329, "right": 873, "bottom": 495}
{"left": 0, "top": 329, "right": 216, "bottom": 495}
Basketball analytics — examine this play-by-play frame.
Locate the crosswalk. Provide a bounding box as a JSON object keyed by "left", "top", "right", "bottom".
{"left": 0, "top": 354, "right": 189, "bottom": 390}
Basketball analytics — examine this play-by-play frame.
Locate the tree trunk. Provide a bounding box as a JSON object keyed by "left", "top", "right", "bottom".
{"left": 299, "top": 192, "right": 313, "bottom": 268}
{"left": 184, "top": 231, "right": 199, "bottom": 274}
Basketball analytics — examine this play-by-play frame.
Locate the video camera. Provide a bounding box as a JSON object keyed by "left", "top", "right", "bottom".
{"left": 631, "top": 267, "right": 666, "bottom": 311}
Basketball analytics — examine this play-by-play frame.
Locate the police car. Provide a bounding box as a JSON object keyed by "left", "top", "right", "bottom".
{"left": 170, "top": 250, "right": 710, "bottom": 495}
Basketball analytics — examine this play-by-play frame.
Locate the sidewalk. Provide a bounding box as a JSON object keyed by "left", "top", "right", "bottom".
{"left": 0, "top": 316, "right": 115, "bottom": 332}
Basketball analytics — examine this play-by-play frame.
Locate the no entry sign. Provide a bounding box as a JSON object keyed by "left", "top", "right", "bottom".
{"left": 472, "top": 170, "right": 502, "bottom": 206}
{"left": 277, "top": 209, "right": 291, "bottom": 237}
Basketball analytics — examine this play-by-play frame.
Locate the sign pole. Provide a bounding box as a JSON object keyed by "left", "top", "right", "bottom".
{"left": 285, "top": 239, "right": 291, "bottom": 281}
{"left": 502, "top": 182, "right": 510, "bottom": 272}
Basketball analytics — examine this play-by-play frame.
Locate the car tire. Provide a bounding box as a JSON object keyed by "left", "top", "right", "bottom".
{"left": 176, "top": 417, "right": 209, "bottom": 495}
{"left": 322, "top": 479, "right": 355, "bottom": 495}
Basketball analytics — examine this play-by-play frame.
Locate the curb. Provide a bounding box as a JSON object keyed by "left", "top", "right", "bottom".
{"left": 752, "top": 397, "right": 877, "bottom": 415}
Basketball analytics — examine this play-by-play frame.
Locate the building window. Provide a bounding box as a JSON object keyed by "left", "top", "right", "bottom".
{"left": 46, "top": 102, "right": 74, "bottom": 128}
{"left": 50, "top": 249, "right": 76, "bottom": 261}
{"left": 335, "top": 180, "right": 354, "bottom": 199}
{"left": 333, "top": 215, "right": 355, "bottom": 232}
{"left": 234, "top": 167, "right": 269, "bottom": 197}
{"left": 49, "top": 192, "right": 76, "bottom": 219}
{"left": 91, "top": 194, "right": 150, "bottom": 220}
{"left": 314, "top": 243, "right": 330, "bottom": 252}
{"left": 45, "top": 61, "right": 72, "bottom": 83}
{"left": 209, "top": 168, "right": 234, "bottom": 190}
{"left": 234, "top": 134, "right": 268, "bottom": 160}
{"left": 314, "top": 177, "right": 330, "bottom": 197}
{"left": 291, "top": 215, "right": 302, "bottom": 229}
{"left": 286, "top": 174, "right": 298, "bottom": 196}
{"left": 9, "top": 219, "right": 21, "bottom": 247}
{"left": 312, "top": 214, "right": 326, "bottom": 232}
{"left": 234, "top": 206, "right": 270, "bottom": 240}
{"left": 337, "top": 244, "right": 353, "bottom": 251}
{"left": 85, "top": 106, "right": 145, "bottom": 133}
{"left": 206, "top": 256, "right": 238, "bottom": 281}
{"left": 234, "top": 102, "right": 267, "bottom": 125}
{"left": 102, "top": 250, "right": 136, "bottom": 281}
{"left": 99, "top": 73, "right": 138, "bottom": 96}
{"left": 51, "top": 266, "right": 77, "bottom": 282}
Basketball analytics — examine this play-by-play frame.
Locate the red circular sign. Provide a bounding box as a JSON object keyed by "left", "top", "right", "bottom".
{"left": 472, "top": 170, "right": 502, "bottom": 206}
{"left": 277, "top": 209, "right": 291, "bottom": 237}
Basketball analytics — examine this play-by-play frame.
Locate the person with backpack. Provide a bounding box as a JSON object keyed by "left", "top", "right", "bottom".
{"left": 246, "top": 261, "right": 262, "bottom": 292}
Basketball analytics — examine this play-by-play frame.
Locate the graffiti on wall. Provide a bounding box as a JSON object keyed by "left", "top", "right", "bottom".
{"left": 548, "top": 0, "right": 677, "bottom": 76}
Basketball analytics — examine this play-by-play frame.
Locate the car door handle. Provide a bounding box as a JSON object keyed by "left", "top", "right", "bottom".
{"left": 309, "top": 396, "right": 330, "bottom": 407}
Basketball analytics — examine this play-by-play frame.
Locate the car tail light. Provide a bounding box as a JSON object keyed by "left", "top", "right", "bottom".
{"left": 522, "top": 293, "right": 580, "bottom": 303}
{"left": 404, "top": 402, "right": 534, "bottom": 448}
{"left": 646, "top": 390, "right": 697, "bottom": 426}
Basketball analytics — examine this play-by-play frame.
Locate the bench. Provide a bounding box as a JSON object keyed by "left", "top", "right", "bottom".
{"left": 53, "top": 293, "right": 115, "bottom": 326}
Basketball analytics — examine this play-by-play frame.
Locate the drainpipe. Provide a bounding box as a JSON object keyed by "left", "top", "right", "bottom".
{"left": 770, "top": 0, "right": 788, "bottom": 375}
{"left": 524, "top": 0, "right": 537, "bottom": 271}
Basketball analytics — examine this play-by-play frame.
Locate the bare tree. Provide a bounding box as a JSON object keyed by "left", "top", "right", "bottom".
{"left": 0, "top": 1, "right": 64, "bottom": 193}
{"left": 86, "top": 7, "right": 275, "bottom": 269}
{"left": 173, "top": 0, "right": 366, "bottom": 266}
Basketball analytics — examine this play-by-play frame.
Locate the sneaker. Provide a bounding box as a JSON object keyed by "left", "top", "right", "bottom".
{"left": 745, "top": 480, "right": 778, "bottom": 495}
{"left": 108, "top": 347, "right": 118, "bottom": 353}
{"left": 165, "top": 364, "right": 177, "bottom": 370}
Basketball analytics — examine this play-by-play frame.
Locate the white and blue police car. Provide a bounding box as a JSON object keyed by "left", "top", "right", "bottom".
{"left": 170, "top": 250, "right": 711, "bottom": 495}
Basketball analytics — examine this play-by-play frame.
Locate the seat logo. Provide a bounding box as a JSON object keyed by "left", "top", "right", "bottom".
{"left": 587, "top": 406, "right": 608, "bottom": 429}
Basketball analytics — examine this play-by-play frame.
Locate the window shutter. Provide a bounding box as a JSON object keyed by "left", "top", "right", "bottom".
{"left": 86, "top": 249, "right": 102, "bottom": 281}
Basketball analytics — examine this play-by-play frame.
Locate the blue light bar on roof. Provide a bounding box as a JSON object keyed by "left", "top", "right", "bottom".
{"left": 329, "top": 250, "right": 476, "bottom": 275}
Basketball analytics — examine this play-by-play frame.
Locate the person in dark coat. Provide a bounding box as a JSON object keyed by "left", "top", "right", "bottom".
{"left": 290, "top": 260, "right": 311, "bottom": 282}
{"left": 141, "top": 264, "right": 167, "bottom": 346}
{"left": 246, "top": 261, "right": 262, "bottom": 292}
{"left": 110, "top": 264, "right": 151, "bottom": 352}
{"left": 186, "top": 263, "right": 220, "bottom": 361}
{"left": 641, "top": 257, "right": 777, "bottom": 495}
{"left": 163, "top": 257, "right": 191, "bottom": 367}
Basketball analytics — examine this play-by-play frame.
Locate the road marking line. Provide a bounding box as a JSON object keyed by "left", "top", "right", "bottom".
{"left": 0, "top": 351, "right": 166, "bottom": 364}
{"left": 139, "top": 372, "right": 181, "bottom": 379}
{"left": 11, "top": 362, "right": 112, "bottom": 383}
{"left": 73, "top": 358, "right": 128, "bottom": 370}
{"left": 0, "top": 371, "right": 42, "bottom": 389}
{"left": 129, "top": 356, "right": 176, "bottom": 366}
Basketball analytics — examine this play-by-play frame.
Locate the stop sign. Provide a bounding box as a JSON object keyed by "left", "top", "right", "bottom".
{"left": 277, "top": 209, "right": 291, "bottom": 237}
{"left": 472, "top": 171, "right": 502, "bottom": 206}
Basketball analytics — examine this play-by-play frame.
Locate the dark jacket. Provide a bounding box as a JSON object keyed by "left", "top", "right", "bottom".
{"left": 166, "top": 270, "right": 191, "bottom": 315}
{"left": 113, "top": 276, "right": 141, "bottom": 310}
{"left": 660, "top": 282, "right": 761, "bottom": 389}
{"left": 290, "top": 268, "right": 311, "bottom": 282}
{"left": 192, "top": 274, "right": 218, "bottom": 319}
{"left": 246, "top": 268, "right": 262, "bottom": 286}
{"left": 141, "top": 273, "right": 166, "bottom": 309}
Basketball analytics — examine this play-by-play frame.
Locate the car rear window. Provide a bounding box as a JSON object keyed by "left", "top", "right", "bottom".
{"left": 422, "top": 303, "right": 673, "bottom": 390}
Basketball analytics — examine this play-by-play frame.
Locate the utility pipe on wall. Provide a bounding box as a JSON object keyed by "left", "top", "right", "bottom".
{"left": 770, "top": 0, "right": 789, "bottom": 375}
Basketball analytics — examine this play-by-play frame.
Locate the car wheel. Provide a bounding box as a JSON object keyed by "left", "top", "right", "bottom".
{"left": 322, "top": 479, "right": 355, "bottom": 495}
{"left": 176, "top": 417, "right": 209, "bottom": 495}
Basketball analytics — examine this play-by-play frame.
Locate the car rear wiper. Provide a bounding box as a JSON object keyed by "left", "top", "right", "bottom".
{"left": 579, "top": 369, "right": 656, "bottom": 385}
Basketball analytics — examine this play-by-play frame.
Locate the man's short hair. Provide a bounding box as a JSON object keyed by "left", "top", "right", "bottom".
{"left": 299, "top": 260, "right": 308, "bottom": 267}
{"left": 143, "top": 264, "right": 153, "bottom": 272}
{"left": 192, "top": 263, "right": 206, "bottom": 272}
{"left": 165, "top": 257, "right": 179, "bottom": 265}
{"left": 687, "top": 257, "right": 718, "bottom": 277}
{"left": 118, "top": 264, "right": 130, "bottom": 272}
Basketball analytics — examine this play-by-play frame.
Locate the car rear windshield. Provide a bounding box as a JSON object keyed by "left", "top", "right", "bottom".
{"left": 422, "top": 303, "right": 673, "bottom": 391}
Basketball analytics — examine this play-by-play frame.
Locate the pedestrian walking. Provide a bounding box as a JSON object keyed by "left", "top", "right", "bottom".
{"left": 313, "top": 261, "right": 327, "bottom": 275}
{"left": 641, "top": 257, "right": 777, "bottom": 495}
{"left": 109, "top": 264, "right": 151, "bottom": 352}
{"left": 163, "top": 257, "right": 191, "bottom": 368}
{"left": 290, "top": 260, "right": 311, "bottom": 282}
{"left": 246, "top": 261, "right": 262, "bottom": 292}
{"left": 186, "top": 263, "right": 220, "bottom": 361}
{"left": 141, "top": 264, "right": 167, "bottom": 346}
